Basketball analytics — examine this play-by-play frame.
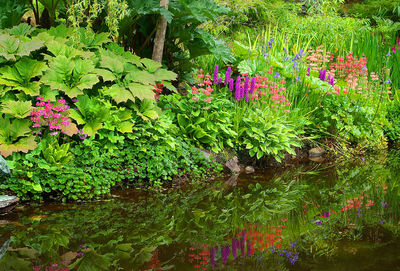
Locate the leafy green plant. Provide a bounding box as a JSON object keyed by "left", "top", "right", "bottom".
{"left": 0, "top": 115, "right": 36, "bottom": 157}
{"left": 241, "top": 108, "right": 299, "bottom": 162}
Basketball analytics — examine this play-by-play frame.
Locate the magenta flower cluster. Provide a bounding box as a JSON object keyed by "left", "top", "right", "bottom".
{"left": 31, "top": 97, "right": 71, "bottom": 136}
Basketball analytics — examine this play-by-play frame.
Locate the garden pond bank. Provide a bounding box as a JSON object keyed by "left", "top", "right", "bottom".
{"left": 0, "top": 149, "right": 400, "bottom": 270}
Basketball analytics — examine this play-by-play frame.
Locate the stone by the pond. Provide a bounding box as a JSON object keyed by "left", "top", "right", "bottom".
{"left": 0, "top": 195, "right": 19, "bottom": 214}
{"left": 309, "top": 147, "right": 326, "bottom": 157}
{"left": 245, "top": 166, "right": 255, "bottom": 174}
{"left": 0, "top": 155, "right": 10, "bottom": 176}
{"left": 308, "top": 156, "right": 325, "bottom": 163}
{"left": 224, "top": 156, "right": 241, "bottom": 174}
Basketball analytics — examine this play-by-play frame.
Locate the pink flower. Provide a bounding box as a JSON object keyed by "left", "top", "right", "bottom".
{"left": 57, "top": 97, "right": 66, "bottom": 104}
{"left": 204, "top": 97, "right": 212, "bottom": 103}
{"left": 284, "top": 109, "right": 290, "bottom": 113}
{"left": 192, "top": 96, "right": 199, "bottom": 101}
{"left": 36, "top": 96, "right": 44, "bottom": 101}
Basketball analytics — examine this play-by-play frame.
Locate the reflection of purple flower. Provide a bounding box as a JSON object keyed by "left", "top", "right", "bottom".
{"left": 274, "top": 72, "right": 281, "bottom": 79}
{"left": 210, "top": 248, "right": 215, "bottom": 267}
{"left": 240, "top": 234, "right": 245, "bottom": 258}
{"left": 221, "top": 246, "right": 230, "bottom": 263}
{"left": 232, "top": 238, "right": 238, "bottom": 259}
{"left": 247, "top": 238, "right": 252, "bottom": 256}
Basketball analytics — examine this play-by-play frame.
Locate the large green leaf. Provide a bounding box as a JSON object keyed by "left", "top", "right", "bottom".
{"left": 153, "top": 69, "right": 177, "bottom": 81}
{"left": 127, "top": 83, "right": 155, "bottom": 101}
{"left": 1, "top": 100, "right": 32, "bottom": 118}
{"left": 0, "top": 117, "right": 37, "bottom": 157}
{"left": 69, "top": 249, "right": 111, "bottom": 271}
{"left": 0, "top": 34, "right": 43, "bottom": 61}
{"left": 0, "top": 58, "right": 45, "bottom": 96}
{"left": 41, "top": 56, "right": 99, "bottom": 98}
{"left": 103, "top": 85, "right": 135, "bottom": 104}
{"left": 140, "top": 58, "right": 161, "bottom": 73}
{"left": 69, "top": 95, "right": 109, "bottom": 136}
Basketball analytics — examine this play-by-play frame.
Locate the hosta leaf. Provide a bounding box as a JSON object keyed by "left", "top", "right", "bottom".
{"left": 127, "top": 83, "right": 155, "bottom": 101}
{"left": 153, "top": 69, "right": 177, "bottom": 81}
{"left": 1, "top": 100, "right": 32, "bottom": 118}
{"left": 141, "top": 58, "right": 161, "bottom": 73}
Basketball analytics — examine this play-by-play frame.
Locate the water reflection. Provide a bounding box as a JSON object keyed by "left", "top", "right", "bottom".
{"left": 0, "top": 150, "right": 400, "bottom": 270}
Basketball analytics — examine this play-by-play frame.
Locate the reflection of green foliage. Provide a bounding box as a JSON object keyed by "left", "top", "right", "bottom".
{"left": 1, "top": 153, "right": 400, "bottom": 269}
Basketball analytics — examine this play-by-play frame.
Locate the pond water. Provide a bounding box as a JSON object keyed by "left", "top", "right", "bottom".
{"left": 1, "top": 150, "right": 400, "bottom": 271}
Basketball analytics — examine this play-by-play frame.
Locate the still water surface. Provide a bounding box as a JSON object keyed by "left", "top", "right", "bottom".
{"left": 1, "top": 150, "right": 400, "bottom": 270}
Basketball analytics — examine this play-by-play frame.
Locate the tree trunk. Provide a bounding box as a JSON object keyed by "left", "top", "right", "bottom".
{"left": 152, "top": 0, "right": 169, "bottom": 63}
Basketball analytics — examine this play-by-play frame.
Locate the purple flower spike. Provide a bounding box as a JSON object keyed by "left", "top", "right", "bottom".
{"left": 229, "top": 78, "right": 234, "bottom": 91}
{"left": 307, "top": 66, "right": 311, "bottom": 76}
{"left": 235, "top": 76, "right": 241, "bottom": 101}
{"left": 244, "top": 76, "right": 250, "bottom": 102}
{"left": 225, "top": 67, "right": 231, "bottom": 85}
{"left": 213, "top": 65, "right": 219, "bottom": 84}
{"left": 250, "top": 77, "right": 256, "bottom": 94}
{"left": 319, "top": 69, "right": 326, "bottom": 81}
